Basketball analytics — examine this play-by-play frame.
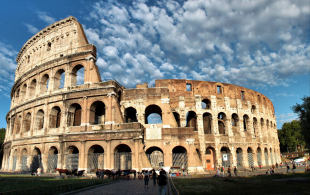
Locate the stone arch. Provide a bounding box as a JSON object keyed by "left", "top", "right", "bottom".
{"left": 145, "top": 104, "right": 162, "bottom": 124}
{"left": 247, "top": 147, "right": 254, "bottom": 167}
{"left": 31, "top": 147, "right": 42, "bottom": 172}
{"left": 201, "top": 99, "right": 211, "bottom": 109}
{"left": 53, "top": 69, "right": 65, "bottom": 90}
{"left": 114, "top": 144, "right": 132, "bottom": 170}
{"left": 66, "top": 146, "right": 79, "bottom": 170}
{"left": 205, "top": 147, "right": 216, "bottom": 170}
{"left": 270, "top": 147, "right": 274, "bottom": 165}
{"left": 40, "top": 74, "right": 49, "bottom": 93}
{"left": 21, "top": 148, "right": 28, "bottom": 171}
{"left": 220, "top": 147, "right": 231, "bottom": 168}
{"left": 35, "top": 109, "right": 44, "bottom": 130}
{"left": 231, "top": 113, "right": 239, "bottom": 133}
{"left": 90, "top": 101, "right": 105, "bottom": 125}
{"left": 218, "top": 112, "right": 226, "bottom": 134}
{"left": 24, "top": 112, "right": 31, "bottom": 132}
{"left": 146, "top": 146, "right": 164, "bottom": 168}
{"left": 71, "top": 64, "right": 84, "bottom": 86}
{"left": 236, "top": 148, "right": 243, "bottom": 168}
{"left": 68, "top": 103, "right": 82, "bottom": 126}
{"left": 264, "top": 148, "right": 269, "bottom": 166}
{"left": 173, "top": 112, "right": 180, "bottom": 127}
{"left": 47, "top": 146, "right": 58, "bottom": 173}
{"left": 203, "top": 112, "right": 212, "bottom": 134}
{"left": 15, "top": 88, "right": 20, "bottom": 103}
{"left": 186, "top": 111, "right": 197, "bottom": 131}
{"left": 29, "top": 79, "right": 37, "bottom": 98}
{"left": 50, "top": 106, "right": 61, "bottom": 128}
{"left": 12, "top": 149, "right": 18, "bottom": 171}
{"left": 257, "top": 147, "right": 262, "bottom": 166}
{"left": 253, "top": 117, "right": 258, "bottom": 134}
{"left": 20, "top": 83, "right": 27, "bottom": 100}
{"left": 124, "top": 107, "right": 137, "bottom": 123}
{"left": 172, "top": 146, "right": 188, "bottom": 167}
{"left": 266, "top": 119, "right": 269, "bottom": 130}
{"left": 15, "top": 115, "right": 22, "bottom": 134}
{"left": 88, "top": 145, "right": 104, "bottom": 171}
{"left": 251, "top": 105, "right": 256, "bottom": 114}
{"left": 243, "top": 114, "right": 250, "bottom": 131}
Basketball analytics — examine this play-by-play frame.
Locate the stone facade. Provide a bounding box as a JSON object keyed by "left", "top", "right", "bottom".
{"left": 1, "top": 16, "right": 280, "bottom": 173}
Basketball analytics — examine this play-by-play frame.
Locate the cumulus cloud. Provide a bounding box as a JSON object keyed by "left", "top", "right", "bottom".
{"left": 36, "top": 11, "right": 56, "bottom": 25}
{"left": 83, "top": 0, "right": 309, "bottom": 88}
{"left": 23, "top": 23, "right": 39, "bottom": 34}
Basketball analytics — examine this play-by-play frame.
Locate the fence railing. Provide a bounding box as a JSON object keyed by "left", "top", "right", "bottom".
{"left": 0, "top": 179, "right": 108, "bottom": 195}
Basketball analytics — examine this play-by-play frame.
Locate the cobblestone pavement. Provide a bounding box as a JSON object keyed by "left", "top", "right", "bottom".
{"left": 75, "top": 179, "right": 159, "bottom": 195}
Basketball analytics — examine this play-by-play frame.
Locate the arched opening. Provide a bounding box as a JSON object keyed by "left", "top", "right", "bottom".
{"left": 243, "top": 115, "right": 249, "bottom": 131}
{"left": 88, "top": 145, "right": 104, "bottom": 171}
{"left": 50, "top": 106, "right": 61, "bottom": 128}
{"left": 31, "top": 147, "right": 42, "bottom": 172}
{"left": 172, "top": 146, "right": 188, "bottom": 167}
{"left": 21, "top": 149, "right": 28, "bottom": 171}
{"left": 173, "top": 112, "right": 180, "bottom": 127}
{"left": 231, "top": 113, "right": 239, "bottom": 133}
{"left": 266, "top": 119, "right": 269, "bottom": 131}
{"left": 257, "top": 147, "right": 262, "bottom": 166}
{"left": 186, "top": 111, "right": 197, "bottom": 131}
{"left": 66, "top": 146, "right": 79, "bottom": 170}
{"left": 124, "top": 107, "right": 137, "bottom": 123}
{"left": 114, "top": 144, "right": 132, "bottom": 170}
{"left": 264, "top": 148, "right": 269, "bottom": 166}
{"left": 29, "top": 79, "right": 37, "bottom": 98}
{"left": 145, "top": 105, "right": 162, "bottom": 124}
{"left": 68, "top": 103, "right": 82, "bottom": 126}
{"left": 146, "top": 147, "right": 164, "bottom": 168}
{"left": 15, "top": 89, "right": 20, "bottom": 103}
{"left": 35, "top": 110, "right": 44, "bottom": 130}
{"left": 12, "top": 149, "right": 17, "bottom": 171}
{"left": 71, "top": 65, "right": 84, "bottom": 86}
{"left": 205, "top": 147, "right": 216, "bottom": 170}
{"left": 247, "top": 148, "right": 254, "bottom": 167}
{"left": 40, "top": 74, "right": 49, "bottom": 93}
{"left": 218, "top": 112, "right": 226, "bottom": 134}
{"left": 14, "top": 115, "right": 22, "bottom": 134}
{"left": 24, "top": 113, "right": 31, "bottom": 132}
{"left": 47, "top": 147, "right": 58, "bottom": 173}
{"left": 203, "top": 113, "right": 212, "bottom": 134}
{"left": 270, "top": 148, "right": 274, "bottom": 165}
{"left": 201, "top": 99, "right": 211, "bottom": 109}
{"left": 21, "top": 84, "right": 27, "bottom": 100}
{"left": 236, "top": 148, "right": 243, "bottom": 168}
{"left": 90, "top": 101, "right": 105, "bottom": 125}
{"left": 54, "top": 69, "right": 65, "bottom": 90}
{"left": 253, "top": 117, "right": 258, "bottom": 134}
{"left": 251, "top": 105, "right": 256, "bottom": 114}
{"left": 117, "top": 91, "right": 122, "bottom": 104}
{"left": 221, "top": 147, "right": 231, "bottom": 168}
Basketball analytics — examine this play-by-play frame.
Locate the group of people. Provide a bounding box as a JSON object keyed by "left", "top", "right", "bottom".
{"left": 141, "top": 169, "right": 167, "bottom": 195}
{"left": 216, "top": 166, "right": 238, "bottom": 177}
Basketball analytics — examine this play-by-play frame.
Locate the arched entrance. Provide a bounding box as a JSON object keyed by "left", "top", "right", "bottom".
{"left": 50, "top": 106, "right": 61, "bottom": 128}
{"left": 88, "top": 145, "right": 104, "bottom": 171}
{"left": 68, "top": 104, "right": 82, "bottom": 126}
{"left": 146, "top": 147, "right": 164, "bottom": 168}
{"left": 257, "top": 147, "right": 262, "bottom": 166}
{"left": 186, "top": 111, "right": 197, "bottom": 131}
{"left": 47, "top": 147, "right": 58, "bottom": 173}
{"left": 66, "top": 146, "right": 79, "bottom": 170}
{"left": 203, "top": 113, "right": 212, "bottom": 134}
{"left": 31, "top": 147, "right": 42, "bottom": 172}
{"left": 270, "top": 148, "right": 274, "bottom": 165}
{"left": 247, "top": 148, "right": 254, "bottom": 167}
{"left": 172, "top": 146, "right": 188, "bottom": 167}
{"left": 114, "top": 144, "right": 132, "bottom": 170}
{"left": 236, "top": 148, "right": 243, "bottom": 168}
{"left": 124, "top": 107, "right": 138, "bottom": 123}
{"left": 21, "top": 149, "right": 28, "bottom": 171}
{"left": 90, "top": 101, "right": 105, "bottom": 124}
{"left": 264, "top": 148, "right": 269, "bottom": 166}
{"left": 35, "top": 110, "right": 44, "bottom": 130}
{"left": 221, "top": 147, "right": 231, "bottom": 168}
{"left": 205, "top": 147, "right": 216, "bottom": 170}
{"left": 145, "top": 105, "right": 162, "bottom": 124}
{"left": 12, "top": 149, "right": 17, "bottom": 171}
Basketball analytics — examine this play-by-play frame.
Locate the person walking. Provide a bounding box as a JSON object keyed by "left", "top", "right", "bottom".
{"left": 144, "top": 170, "right": 150, "bottom": 188}
{"left": 293, "top": 164, "right": 296, "bottom": 173}
{"left": 259, "top": 164, "right": 262, "bottom": 169}
{"left": 220, "top": 166, "right": 224, "bottom": 177}
{"left": 152, "top": 169, "right": 157, "bottom": 185}
{"left": 234, "top": 166, "right": 238, "bottom": 177}
{"left": 276, "top": 163, "right": 278, "bottom": 169}
{"left": 157, "top": 170, "right": 167, "bottom": 195}
{"left": 287, "top": 164, "right": 290, "bottom": 173}
{"left": 228, "top": 166, "right": 231, "bottom": 177}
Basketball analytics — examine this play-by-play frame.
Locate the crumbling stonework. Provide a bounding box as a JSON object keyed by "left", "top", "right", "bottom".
{"left": 1, "top": 17, "right": 280, "bottom": 173}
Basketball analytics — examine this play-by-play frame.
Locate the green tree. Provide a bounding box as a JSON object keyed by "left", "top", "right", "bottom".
{"left": 278, "top": 120, "right": 305, "bottom": 152}
{"left": 0, "top": 127, "right": 5, "bottom": 166}
{"left": 292, "top": 96, "right": 310, "bottom": 148}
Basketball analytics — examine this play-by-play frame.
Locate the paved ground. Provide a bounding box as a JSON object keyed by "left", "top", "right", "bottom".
{"left": 75, "top": 179, "right": 160, "bottom": 195}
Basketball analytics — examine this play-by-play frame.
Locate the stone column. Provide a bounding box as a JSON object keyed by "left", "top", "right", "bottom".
{"left": 106, "top": 140, "right": 111, "bottom": 169}
{"left": 82, "top": 96, "right": 88, "bottom": 125}
{"left": 79, "top": 141, "right": 86, "bottom": 170}
{"left": 253, "top": 151, "right": 258, "bottom": 167}
{"left": 134, "top": 139, "right": 139, "bottom": 170}
{"left": 105, "top": 92, "right": 116, "bottom": 124}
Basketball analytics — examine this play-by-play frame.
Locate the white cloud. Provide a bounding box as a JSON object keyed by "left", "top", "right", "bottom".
{"left": 276, "top": 93, "right": 297, "bottom": 97}
{"left": 36, "top": 11, "right": 56, "bottom": 25}
{"left": 23, "top": 23, "right": 39, "bottom": 34}
{"left": 276, "top": 113, "right": 298, "bottom": 125}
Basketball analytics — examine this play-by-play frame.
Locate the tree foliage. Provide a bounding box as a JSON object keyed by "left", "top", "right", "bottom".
{"left": 292, "top": 96, "right": 310, "bottom": 148}
{"left": 278, "top": 120, "right": 305, "bottom": 152}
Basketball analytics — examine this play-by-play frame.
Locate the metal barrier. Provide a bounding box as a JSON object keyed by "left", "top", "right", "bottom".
{"left": 0, "top": 179, "right": 108, "bottom": 195}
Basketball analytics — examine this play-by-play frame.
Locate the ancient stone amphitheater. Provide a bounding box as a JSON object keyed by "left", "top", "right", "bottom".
{"left": 1, "top": 16, "right": 280, "bottom": 173}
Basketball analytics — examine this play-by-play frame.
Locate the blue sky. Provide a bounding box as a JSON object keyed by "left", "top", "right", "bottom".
{"left": 0, "top": 0, "right": 309, "bottom": 129}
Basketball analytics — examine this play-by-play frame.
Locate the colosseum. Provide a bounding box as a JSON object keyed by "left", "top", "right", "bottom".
{"left": 1, "top": 16, "right": 280, "bottom": 174}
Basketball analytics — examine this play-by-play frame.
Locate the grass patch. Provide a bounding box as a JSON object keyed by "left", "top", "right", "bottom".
{"left": 0, "top": 175, "right": 113, "bottom": 193}
{"left": 173, "top": 172, "right": 310, "bottom": 195}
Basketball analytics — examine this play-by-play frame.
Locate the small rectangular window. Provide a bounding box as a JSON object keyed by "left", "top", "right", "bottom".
{"left": 60, "top": 54, "right": 63, "bottom": 57}
{"left": 28, "top": 55, "right": 30, "bottom": 63}
{"left": 217, "top": 86, "right": 221, "bottom": 93}
{"left": 47, "top": 42, "right": 51, "bottom": 51}
{"left": 241, "top": 91, "right": 244, "bottom": 100}
{"left": 186, "top": 84, "right": 191, "bottom": 91}
{"left": 206, "top": 160, "right": 211, "bottom": 163}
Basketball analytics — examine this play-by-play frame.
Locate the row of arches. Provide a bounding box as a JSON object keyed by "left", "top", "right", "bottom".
{"left": 13, "top": 65, "right": 85, "bottom": 105}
